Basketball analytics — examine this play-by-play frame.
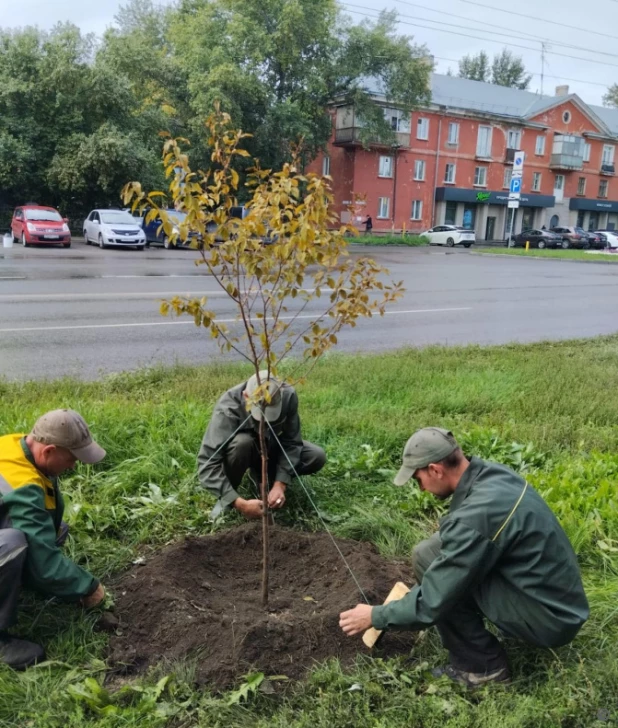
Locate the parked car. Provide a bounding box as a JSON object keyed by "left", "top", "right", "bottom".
{"left": 11, "top": 204, "right": 71, "bottom": 248}
{"left": 586, "top": 231, "right": 607, "bottom": 250}
{"left": 595, "top": 230, "right": 618, "bottom": 249}
{"left": 83, "top": 209, "right": 146, "bottom": 249}
{"left": 508, "top": 229, "right": 563, "bottom": 249}
{"left": 140, "top": 209, "right": 200, "bottom": 249}
{"left": 549, "top": 226, "right": 590, "bottom": 249}
{"left": 421, "top": 225, "right": 475, "bottom": 247}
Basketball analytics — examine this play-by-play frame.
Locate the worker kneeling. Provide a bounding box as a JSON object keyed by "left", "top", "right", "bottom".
{"left": 340, "top": 428, "right": 589, "bottom": 688}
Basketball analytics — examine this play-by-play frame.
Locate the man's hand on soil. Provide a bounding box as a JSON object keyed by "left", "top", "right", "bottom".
{"left": 81, "top": 583, "right": 106, "bottom": 609}
{"left": 268, "top": 481, "right": 287, "bottom": 509}
{"left": 339, "top": 604, "right": 374, "bottom": 636}
{"left": 234, "top": 497, "right": 264, "bottom": 519}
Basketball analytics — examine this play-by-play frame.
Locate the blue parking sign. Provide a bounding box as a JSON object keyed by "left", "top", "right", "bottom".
{"left": 510, "top": 177, "right": 522, "bottom": 194}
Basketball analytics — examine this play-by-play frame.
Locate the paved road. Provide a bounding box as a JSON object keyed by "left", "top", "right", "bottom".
{"left": 2, "top": 241, "right": 618, "bottom": 380}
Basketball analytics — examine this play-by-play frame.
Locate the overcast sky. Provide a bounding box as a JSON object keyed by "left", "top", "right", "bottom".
{"left": 0, "top": 0, "right": 614, "bottom": 105}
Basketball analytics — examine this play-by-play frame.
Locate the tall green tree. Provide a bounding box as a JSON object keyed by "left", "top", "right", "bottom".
{"left": 603, "top": 84, "right": 618, "bottom": 108}
{"left": 458, "top": 50, "right": 490, "bottom": 82}
{"left": 491, "top": 49, "right": 531, "bottom": 90}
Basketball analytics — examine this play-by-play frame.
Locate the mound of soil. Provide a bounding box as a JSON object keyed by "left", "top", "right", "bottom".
{"left": 107, "top": 523, "right": 416, "bottom": 688}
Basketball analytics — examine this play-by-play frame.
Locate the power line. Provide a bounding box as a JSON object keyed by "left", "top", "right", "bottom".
{"left": 341, "top": 4, "right": 618, "bottom": 71}
{"left": 459, "top": 0, "right": 618, "bottom": 42}
{"left": 345, "top": 2, "right": 618, "bottom": 63}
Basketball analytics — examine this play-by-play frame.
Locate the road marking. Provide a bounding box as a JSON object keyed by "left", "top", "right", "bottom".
{"left": 0, "top": 277, "right": 26, "bottom": 280}
{"left": 0, "top": 307, "right": 471, "bottom": 334}
{"left": 0, "top": 287, "right": 338, "bottom": 301}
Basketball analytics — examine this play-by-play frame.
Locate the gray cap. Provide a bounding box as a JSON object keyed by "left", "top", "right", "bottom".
{"left": 31, "top": 409, "right": 106, "bottom": 465}
{"left": 244, "top": 372, "right": 283, "bottom": 422}
{"left": 393, "top": 427, "right": 459, "bottom": 486}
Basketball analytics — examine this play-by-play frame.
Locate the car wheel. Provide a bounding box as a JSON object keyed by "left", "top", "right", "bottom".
{"left": 561, "top": 239, "right": 570, "bottom": 249}
{"left": 463, "top": 243, "right": 472, "bottom": 248}
{"left": 446, "top": 237, "right": 455, "bottom": 247}
{"left": 583, "top": 242, "right": 590, "bottom": 250}
{"left": 538, "top": 240, "right": 546, "bottom": 249}
{"left": 64, "top": 243, "right": 71, "bottom": 248}
{"left": 22, "top": 233, "right": 29, "bottom": 248}
{"left": 163, "top": 236, "right": 175, "bottom": 250}
{"left": 137, "top": 245, "right": 145, "bottom": 251}
{"left": 98, "top": 234, "right": 106, "bottom": 249}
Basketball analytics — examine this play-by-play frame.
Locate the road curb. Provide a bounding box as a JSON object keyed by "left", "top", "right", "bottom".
{"left": 470, "top": 252, "right": 618, "bottom": 265}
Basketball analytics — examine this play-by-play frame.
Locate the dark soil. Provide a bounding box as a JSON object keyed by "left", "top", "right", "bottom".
{"left": 106, "top": 523, "right": 416, "bottom": 689}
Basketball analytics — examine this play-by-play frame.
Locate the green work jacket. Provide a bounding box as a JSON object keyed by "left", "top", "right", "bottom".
{"left": 372, "top": 457, "right": 589, "bottom": 646}
{"left": 0, "top": 434, "right": 98, "bottom": 600}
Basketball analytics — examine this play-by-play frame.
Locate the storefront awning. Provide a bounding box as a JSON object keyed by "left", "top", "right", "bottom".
{"left": 569, "top": 198, "right": 618, "bottom": 212}
{"left": 435, "top": 188, "right": 555, "bottom": 208}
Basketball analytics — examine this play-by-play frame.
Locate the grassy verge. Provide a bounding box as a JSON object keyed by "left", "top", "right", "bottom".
{"left": 477, "top": 247, "right": 618, "bottom": 262}
{"left": 3, "top": 339, "right": 618, "bottom": 726}
{"left": 348, "top": 233, "right": 428, "bottom": 246}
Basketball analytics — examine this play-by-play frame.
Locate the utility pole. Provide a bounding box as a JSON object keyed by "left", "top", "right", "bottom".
{"left": 540, "top": 43, "right": 547, "bottom": 96}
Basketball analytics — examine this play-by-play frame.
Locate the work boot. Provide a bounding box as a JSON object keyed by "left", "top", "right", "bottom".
{"left": 431, "top": 663, "right": 511, "bottom": 688}
{"left": 0, "top": 631, "right": 45, "bottom": 670}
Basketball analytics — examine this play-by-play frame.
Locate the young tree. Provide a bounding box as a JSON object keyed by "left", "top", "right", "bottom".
{"left": 458, "top": 51, "right": 490, "bottom": 82}
{"left": 491, "top": 49, "right": 532, "bottom": 90}
{"left": 123, "top": 107, "right": 403, "bottom": 605}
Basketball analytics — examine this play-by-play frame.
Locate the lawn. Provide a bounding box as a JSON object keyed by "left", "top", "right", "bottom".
{"left": 477, "top": 247, "right": 618, "bottom": 262}
{"left": 348, "top": 233, "right": 428, "bottom": 246}
{"left": 2, "top": 338, "right": 618, "bottom": 727}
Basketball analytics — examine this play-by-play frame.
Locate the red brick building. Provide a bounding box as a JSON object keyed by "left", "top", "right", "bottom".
{"left": 310, "top": 74, "right": 618, "bottom": 240}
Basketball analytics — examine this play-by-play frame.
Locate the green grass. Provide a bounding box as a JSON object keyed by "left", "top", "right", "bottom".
{"left": 478, "top": 247, "right": 618, "bottom": 262}
{"left": 3, "top": 339, "right": 618, "bottom": 726}
{"left": 348, "top": 233, "right": 428, "bottom": 246}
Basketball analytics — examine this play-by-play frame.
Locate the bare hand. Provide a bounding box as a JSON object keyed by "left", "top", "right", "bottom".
{"left": 339, "top": 604, "right": 374, "bottom": 636}
{"left": 268, "top": 481, "right": 287, "bottom": 509}
{"left": 234, "top": 497, "right": 264, "bottom": 519}
{"left": 81, "top": 583, "right": 106, "bottom": 609}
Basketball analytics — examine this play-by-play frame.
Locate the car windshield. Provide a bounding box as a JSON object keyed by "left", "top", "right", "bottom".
{"left": 574, "top": 227, "right": 586, "bottom": 234}
{"left": 25, "top": 209, "right": 62, "bottom": 222}
{"left": 167, "top": 211, "right": 187, "bottom": 224}
{"left": 101, "top": 212, "right": 137, "bottom": 225}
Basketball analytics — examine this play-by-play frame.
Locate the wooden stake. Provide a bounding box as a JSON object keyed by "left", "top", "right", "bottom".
{"left": 259, "top": 416, "right": 269, "bottom": 607}
{"left": 362, "top": 581, "right": 410, "bottom": 648}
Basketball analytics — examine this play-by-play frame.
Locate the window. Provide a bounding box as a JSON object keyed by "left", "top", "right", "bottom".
{"left": 377, "top": 197, "right": 390, "bottom": 219}
{"left": 554, "top": 174, "right": 565, "bottom": 191}
{"left": 532, "top": 172, "right": 542, "bottom": 192}
{"left": 583, "top": 143, "right": 591, "bottom": 163}
{"left": 602, "top": 144, "right": 615, "bottom": 165}
{"left": 411, "top": 200, "right": 423, "bottom": 220}
{"left": 384, "top": 108, "right": 411, "bottom": 133}
{"left": 378, "top": 155, "right": 393, "bottom": 178}
{"left": 417, "top": 117, "right": 429, "bottom": 140}
{"left": 503, "top": 167, "right": 512, "bottom": 189}
{"left": 476, "top": 125, "right": 492, "bottom": 157}
{"left": 535, "top": 135, "right": 546, "bottom": 156}
{"left": 507, "top": 129, "right": 522, "bottom": 149}
{"left": 474, "top": 166, "right": 487, "bottom": 186}
{"left": 322, "top": 156, "right": 330, "bottom": 176}
{"left": 563, "top": 110, "right": 571, "bottom": 123}
{"left": 445, "top": 201, "right": 457, "bottom": 225}
{"left": 577, "top": 177, "right": 586, "bottom": 195}
{"left": 447, "top": 122, "right": 459, "bottom": 145}
{"left": 444, "top": 163, "right": 456, "bottom": 184}
{"left": 414, "top": 160, "right": 426, "bottom": 181}
{"left": 552, "top": 134, "right": 584, "bottom": 163}
{"left": 599, "top": 180, "right": 609, "bottom": 198}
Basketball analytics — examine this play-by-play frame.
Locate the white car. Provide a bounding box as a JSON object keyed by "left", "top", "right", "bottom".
{"left": 83, "top": 209, "right": 146, "bottom": 249}
{"left": 422, "top": 225, "right": 476, "bottom": 247}
{"left": 594, "top": 230, "right": 618, "bottom": 249}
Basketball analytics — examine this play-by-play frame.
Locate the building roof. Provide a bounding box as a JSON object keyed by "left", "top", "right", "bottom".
{"left": 361, "top": 73, "right": 618, "bottom": 137}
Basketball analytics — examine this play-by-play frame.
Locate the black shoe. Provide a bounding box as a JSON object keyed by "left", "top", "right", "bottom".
{"left": 431, "top": 663, "right": 511, "bottom": 688}
{"left": 0, "top": 632, "right": 45, "bottom": 670}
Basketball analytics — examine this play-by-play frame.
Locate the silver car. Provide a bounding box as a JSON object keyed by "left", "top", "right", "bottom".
{"left": 83, "top": 209, "right": 146, "bottom": 249}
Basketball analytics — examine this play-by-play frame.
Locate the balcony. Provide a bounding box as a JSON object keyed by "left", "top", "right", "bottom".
{"left": 334, "top": 127, "right": 410, "bottom": 149}
{"left": 601, "top": 163, "right": 615, "bottom": 175}
{"left": 549, "top": 153, "right": 583, "bottom": 171}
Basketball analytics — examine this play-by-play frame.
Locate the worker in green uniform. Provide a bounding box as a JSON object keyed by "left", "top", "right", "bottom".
{"left": 0, "top": 410, "right": 107, "bottom": 669}
{"left": 340, "top": 427, "right": 589, "bottom": 687}
{"left": 198, "top": 372, "right": 326, "bottom": 519}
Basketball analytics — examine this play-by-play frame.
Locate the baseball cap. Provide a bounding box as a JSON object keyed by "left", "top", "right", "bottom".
{"left": 393, "top": 427, "right": 459, "bottom": 486}
{"left": 244, "top": 372, "right": 283, "bottom": 422}
{"left": 30, "top": 409, "right": 106, "bottom": 465}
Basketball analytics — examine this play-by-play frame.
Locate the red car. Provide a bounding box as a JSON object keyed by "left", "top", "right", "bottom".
{"left": 11, "top": 204, "right": 71, "bottom": 248}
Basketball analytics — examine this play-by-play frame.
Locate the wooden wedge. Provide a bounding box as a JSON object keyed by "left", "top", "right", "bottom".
{"left": 362, "top": 581, "right": 410, "bottom": 648}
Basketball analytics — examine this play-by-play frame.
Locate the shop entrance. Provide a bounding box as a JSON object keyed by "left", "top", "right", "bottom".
{"left": 485, "top": 216, "right": 496, "bottom": 241}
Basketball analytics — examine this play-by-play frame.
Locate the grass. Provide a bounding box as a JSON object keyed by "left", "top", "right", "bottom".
{"left": 348, "top": 233, "right": 428, "bottom": 246}
{"left": 477, "top": 247, "right": 618, "bottom": 262}
{"left": 3, "top": 339, "right": 618, "bottom": 726}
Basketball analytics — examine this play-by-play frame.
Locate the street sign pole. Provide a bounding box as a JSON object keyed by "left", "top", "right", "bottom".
{"left": 506, "top": 151, "right": 525, "bottom": 246}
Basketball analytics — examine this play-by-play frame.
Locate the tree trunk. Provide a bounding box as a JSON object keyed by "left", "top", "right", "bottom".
{"left": 258, "top": 417, "right": 269, "bottom": 607}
